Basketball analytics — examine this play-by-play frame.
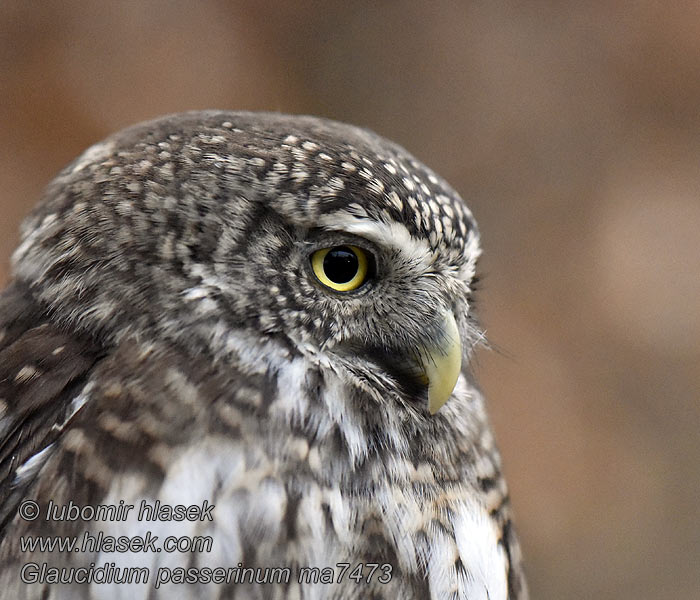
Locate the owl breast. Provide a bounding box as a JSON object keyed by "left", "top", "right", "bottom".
{"left": 71, "top": 351, "right": 509, "bottom": 600}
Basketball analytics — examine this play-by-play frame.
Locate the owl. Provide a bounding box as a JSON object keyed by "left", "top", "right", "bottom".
{"left": 0, "top": 111, "right": 527, "bottom": 599}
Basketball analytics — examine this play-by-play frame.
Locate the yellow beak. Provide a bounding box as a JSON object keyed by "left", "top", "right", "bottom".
{"left": 420, "top": 310, "right": 462, "bottom": 414}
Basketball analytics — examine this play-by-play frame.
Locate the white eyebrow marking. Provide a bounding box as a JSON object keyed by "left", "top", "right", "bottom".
{"left": 316, "top": 212, "right": 433, "bottom": 270}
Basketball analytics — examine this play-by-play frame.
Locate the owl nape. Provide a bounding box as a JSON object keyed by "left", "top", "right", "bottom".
{"left": 0, "top": 111, "right": 527, "bottom": 600}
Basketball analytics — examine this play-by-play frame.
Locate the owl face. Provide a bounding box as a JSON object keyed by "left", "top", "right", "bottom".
{"left": 13, "top": 111, "right": 481, "bottom": 414}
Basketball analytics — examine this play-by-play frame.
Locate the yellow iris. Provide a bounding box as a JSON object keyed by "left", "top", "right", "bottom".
{"left": 311, "top": 245, "right": 369, "bottom": 292}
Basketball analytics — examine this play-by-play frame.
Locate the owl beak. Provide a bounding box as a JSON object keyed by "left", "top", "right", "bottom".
{"left": 420, "top": 310, "right": 462, "bottom": 414}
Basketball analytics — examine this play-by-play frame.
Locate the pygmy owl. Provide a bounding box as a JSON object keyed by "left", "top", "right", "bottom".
{"left": 0, "top": 111, "right": 527, "bottom": 599}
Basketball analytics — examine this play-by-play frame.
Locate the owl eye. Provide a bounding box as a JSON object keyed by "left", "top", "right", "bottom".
{"left": 311, "top": 245, "right": 370, "bottom": 292}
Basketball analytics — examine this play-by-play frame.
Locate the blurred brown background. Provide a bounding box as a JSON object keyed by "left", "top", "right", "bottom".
{"left": 1, "top": 2, "right": 698, "bottom": 598}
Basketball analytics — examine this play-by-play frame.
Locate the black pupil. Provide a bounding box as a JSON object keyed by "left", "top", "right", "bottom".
{"left": 323, "top": 246, "right": 359, "bottom": 284}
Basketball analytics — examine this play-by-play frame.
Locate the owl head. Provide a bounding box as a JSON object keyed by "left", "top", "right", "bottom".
{"left": 12, "top": 111, "right": 482, "bottom": 415}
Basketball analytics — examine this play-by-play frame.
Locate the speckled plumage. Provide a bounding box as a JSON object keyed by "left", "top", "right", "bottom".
{"left": 0, "top": 111, "right": 527, "bottom": 599}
